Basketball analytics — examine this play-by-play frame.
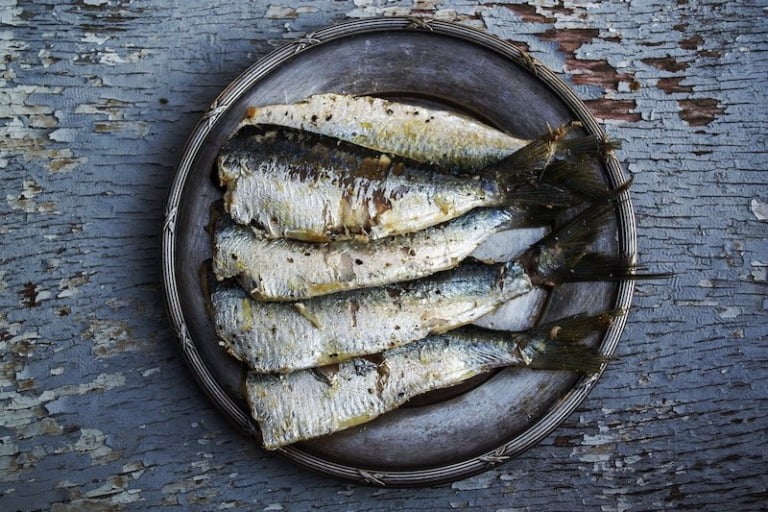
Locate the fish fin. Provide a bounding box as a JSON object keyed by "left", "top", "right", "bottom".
{"left": 489, "top": 123, "right": 574, "bottom": 181}
{"left": 519, "top": 199, "right": 672, "bottom": 285}
{"left": 529, "top": 310, "right": 624, "bottom": 342}
{"left": 496, "top": 160, "right": 616, "bottom": 209}
{"left": 499, "top": 182, "right": 582, "bottom": 209}
{"left": 523, "top": 341, "right": 609, "bottom": 374}
{"left": 493, "top": 121, "right": 619, "bottom": 178}
{"left": 555, "top": 135, "right": 620, "bottom": 160}
{"left": 519, "top": 310, "right": 621, "bottom": 374}
{"left": 549, "top": 253, "right": 675, "bottom": 282}
{"left": 494, "top": 126, "right": 623, "bottom": 207}
{"left": 514, "top": 202, "right": 563, "bottom": 226}
{"left": 520, "top": 200, "right": 617, "bottom": 285}
{"left": 537, "top": 158, "right": 632, "bottom": 202}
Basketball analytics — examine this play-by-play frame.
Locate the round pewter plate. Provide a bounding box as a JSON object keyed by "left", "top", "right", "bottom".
{"left": 162, "top": 17, "right": 636, "bottom": 486}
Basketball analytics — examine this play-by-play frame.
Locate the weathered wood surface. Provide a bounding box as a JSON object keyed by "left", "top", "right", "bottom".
{"left": 1, "top": 0, "right": 766, "bottom": 510}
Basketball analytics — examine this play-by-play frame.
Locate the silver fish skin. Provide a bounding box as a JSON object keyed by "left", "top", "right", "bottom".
{"left": 212, "top": 261, "right": 532, "bottom": 373}
{"left": 240, "top": 93, "right": 529, "bottom": 171}
{"left": 219, "top": 127, "right": 509, "bottom": 242}
{"left": 246, "top": 313, "right": 613, "bottom": 449}
{"left": 213, "top": 206, "right": 532, "bottom": 301}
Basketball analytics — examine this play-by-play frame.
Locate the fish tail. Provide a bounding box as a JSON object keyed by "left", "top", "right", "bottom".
{"left": 491, "top": 123, "right": 576, "bottom": 180}
{"left": 499, "top": 182, "right": 583, "bottom": 209}
{"left": 529, "top": 310, "right": 623, "bottom": 342}
{"left": 520, "top": 199, "right": 672, "bottom": 285}
{"left": 494, "top": 125, "right": 623, "bottom": 207}
{"left": 550, "top": 253, "right": 675, "bottom": 283}
{"left": 497, "top": 159, "right": 616, "bottom": 209}
{"left": 519, "top": 310, "right": 621, "bottom": 374}
{"left": 506, "top": 202, "right": 562, "bottom": 226}
{"left": 554, "top": 134, "right": 620, "bottom": 160}
{"left": 494, "top": 122, "right": 619, "bottom": 176}
{"left": 523, "top": 341, "right": 609, "bottom": 374}
{"left": 520, "top": 200, "right": 616, "bottom": 285}
{"left": 537, "top": 158, "right": 632, "bottom": 202}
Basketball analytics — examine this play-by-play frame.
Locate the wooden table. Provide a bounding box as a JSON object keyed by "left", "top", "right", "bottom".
{"left": 2, "top": 1, "right": 766, "bottom": 510}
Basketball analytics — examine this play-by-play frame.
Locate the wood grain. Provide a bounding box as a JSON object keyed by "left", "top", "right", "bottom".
{"left": 1, "top": 0, "right": 766, "bottom": 510}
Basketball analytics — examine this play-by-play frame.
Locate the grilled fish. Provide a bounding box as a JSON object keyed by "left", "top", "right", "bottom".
{"left": 246, "top": 311, "right": 617, "bottom": 449}
{"left": 214, "top": 205, "right": 542, "bottom": 301}
{"left": 212, "top": 261, "right": 532, "bottom": 373}
{"left": 240, "top": 93, "right": 529, "bottom": 171}
{"left": 218, "top": 124, "right": 608, "bottom": 242}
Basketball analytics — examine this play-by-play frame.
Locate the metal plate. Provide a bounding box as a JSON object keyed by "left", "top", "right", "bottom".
{"left": 162, "top": 17, "right": 636, "bottom": 486}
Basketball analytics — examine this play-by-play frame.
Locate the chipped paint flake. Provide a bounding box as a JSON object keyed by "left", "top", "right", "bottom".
{"left": 141, "top": 367, "right": 160, "bottom": 378}
{"left": 97, "top": 48, "right": 155, "bottom": 66}
{"left": 49, "top": 149, "right": 87, "bottom": 174}
{"left": 716, "top": 306, "right": 742, "bottom": 320}
{"left": 0, "top": 82, "right": 86, "bottom": 173}
{"left": 83, "top": 319, "right": 147, "bottom": 358}
{"left": 265, "top": 4, "right": 318, "bottom": 18}
{"left": 81, "top": 32, "right": 111, "bottom": 45}
{"left": 0, "top": 435, "right": 20, "bottom": 473}
{"left": 74, "top": 99, "right": 129, "bottom": 121}
{"left": 1, "top": 372, "right": 125, "bottom": 431}
{"left": 678, "top": 98, "right": 724, "bottom": 126}
{"left": 21, "top": 178, "right": 41, "bottom": 197}
{"left": 74, "top": 428, "right": 117, "bottom": 464}
{"left": 57, "top": 272, "right": 90, "bottom": 299}
{"left": 750, "top": 198, "right": 768, "bottom": 221}
{"left": 42, "top": 373, "right": 127, "bottom": 402}
{"left": 750, "top": 261, "right": 767, "bottom": 282}
{"left": 19, "top": 417, "right": 63, "bottom": 439}
{"left": 6, "top": 178, "right": 58, "bottom": 214}
{"left": 37, "top": 49, "right": 56, "bottom": 68}
{"left": 0, "top": 85, "right": 63, "bottom": 116}
{"left": 51, "top": 487, "right": 142, "bottom": 511}
{"left": 94, "top": 120, "right": 149, "bottom": 137}
{"left": 48, "top": 128, "right": 77, "bottom": 142}
{"left": 0, "top": 0, "right": 22, "bottom": 26}
{"left": 121, "top": 461, "right": 146, "bottom": 479}
{"left": 347, "top": 0, "right": 419, "bottom": 18}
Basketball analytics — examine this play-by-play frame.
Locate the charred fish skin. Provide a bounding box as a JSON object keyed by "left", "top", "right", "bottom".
{"left": 240, "top": 93, "right": 529, "bottom": 171}
{"left": 218, "top": 126, "right": 502, "bottom": 241}
{"left": 246, "top": 312, "right": 615, "bottom": 450}
{"left": 212, "top": 261, "right": 532, "bottom": 373}
{"left": 212, "top": 206, "right": 531, "bottom": 301}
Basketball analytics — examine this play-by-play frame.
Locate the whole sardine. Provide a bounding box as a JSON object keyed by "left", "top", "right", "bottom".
{"left": 240, "top": 93, "right": 529, "bottom": 171}
{"left": 246, "top": 311, "right": 617, "bottom": 449}
{"left": 212, "top": 261, "right": 532, "bottom": 373}
{"left": 214, "top": 205, "right": 541, "bottom": 301}
{"left": 218, "top": 125, "right": 606, "bottom": 242}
